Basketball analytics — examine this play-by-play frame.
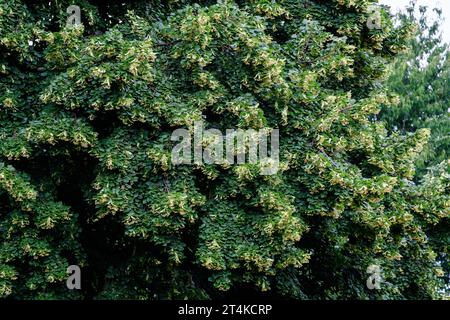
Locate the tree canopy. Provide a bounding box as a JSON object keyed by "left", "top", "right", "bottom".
{"left": 381, "top": 2, "right": 449, "bottom": 179}
{"left": 0, "top": 0, "right": 448, "bottom": 299}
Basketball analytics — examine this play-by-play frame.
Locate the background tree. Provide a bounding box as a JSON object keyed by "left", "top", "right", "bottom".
{"left": 380, "top": 2, "right": 450, "bottom": 295}
{"left": 0, "top": 0, "right": 448, "bottom": 299}
{"left": 381, "top": 2, "right": 449, "bottom": 178}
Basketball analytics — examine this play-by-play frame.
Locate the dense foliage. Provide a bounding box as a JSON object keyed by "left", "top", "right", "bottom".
{"left": 0, "top": 0, "right": 448, "bottom": 299}
{"left": 381, "top": 2, "right": 449, "bottom": 178}
{"left": 380, "top": 2, "right": 450, "bottom": 296}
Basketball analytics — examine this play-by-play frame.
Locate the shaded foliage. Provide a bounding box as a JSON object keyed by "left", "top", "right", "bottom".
{"left": 0, "top": 0, "right": 448, "bottom": 299}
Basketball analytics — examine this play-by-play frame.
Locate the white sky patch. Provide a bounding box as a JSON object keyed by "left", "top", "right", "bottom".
{"left": 379, "top": 0, "right": 450, "bottom": 44}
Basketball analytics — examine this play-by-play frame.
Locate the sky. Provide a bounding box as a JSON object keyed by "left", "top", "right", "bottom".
{"left": 379, "top": 0, "right": 450, "bottom": 44}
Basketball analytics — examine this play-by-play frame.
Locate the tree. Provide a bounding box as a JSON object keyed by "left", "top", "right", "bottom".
{"left": 0, "top": 0, "right": 448, "bottom": 300}
{"left": 381, "top": 1, "right": 450, "bottom": 296}
{"left": 381, "top": 2, "right": 449, "bottom": 178}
